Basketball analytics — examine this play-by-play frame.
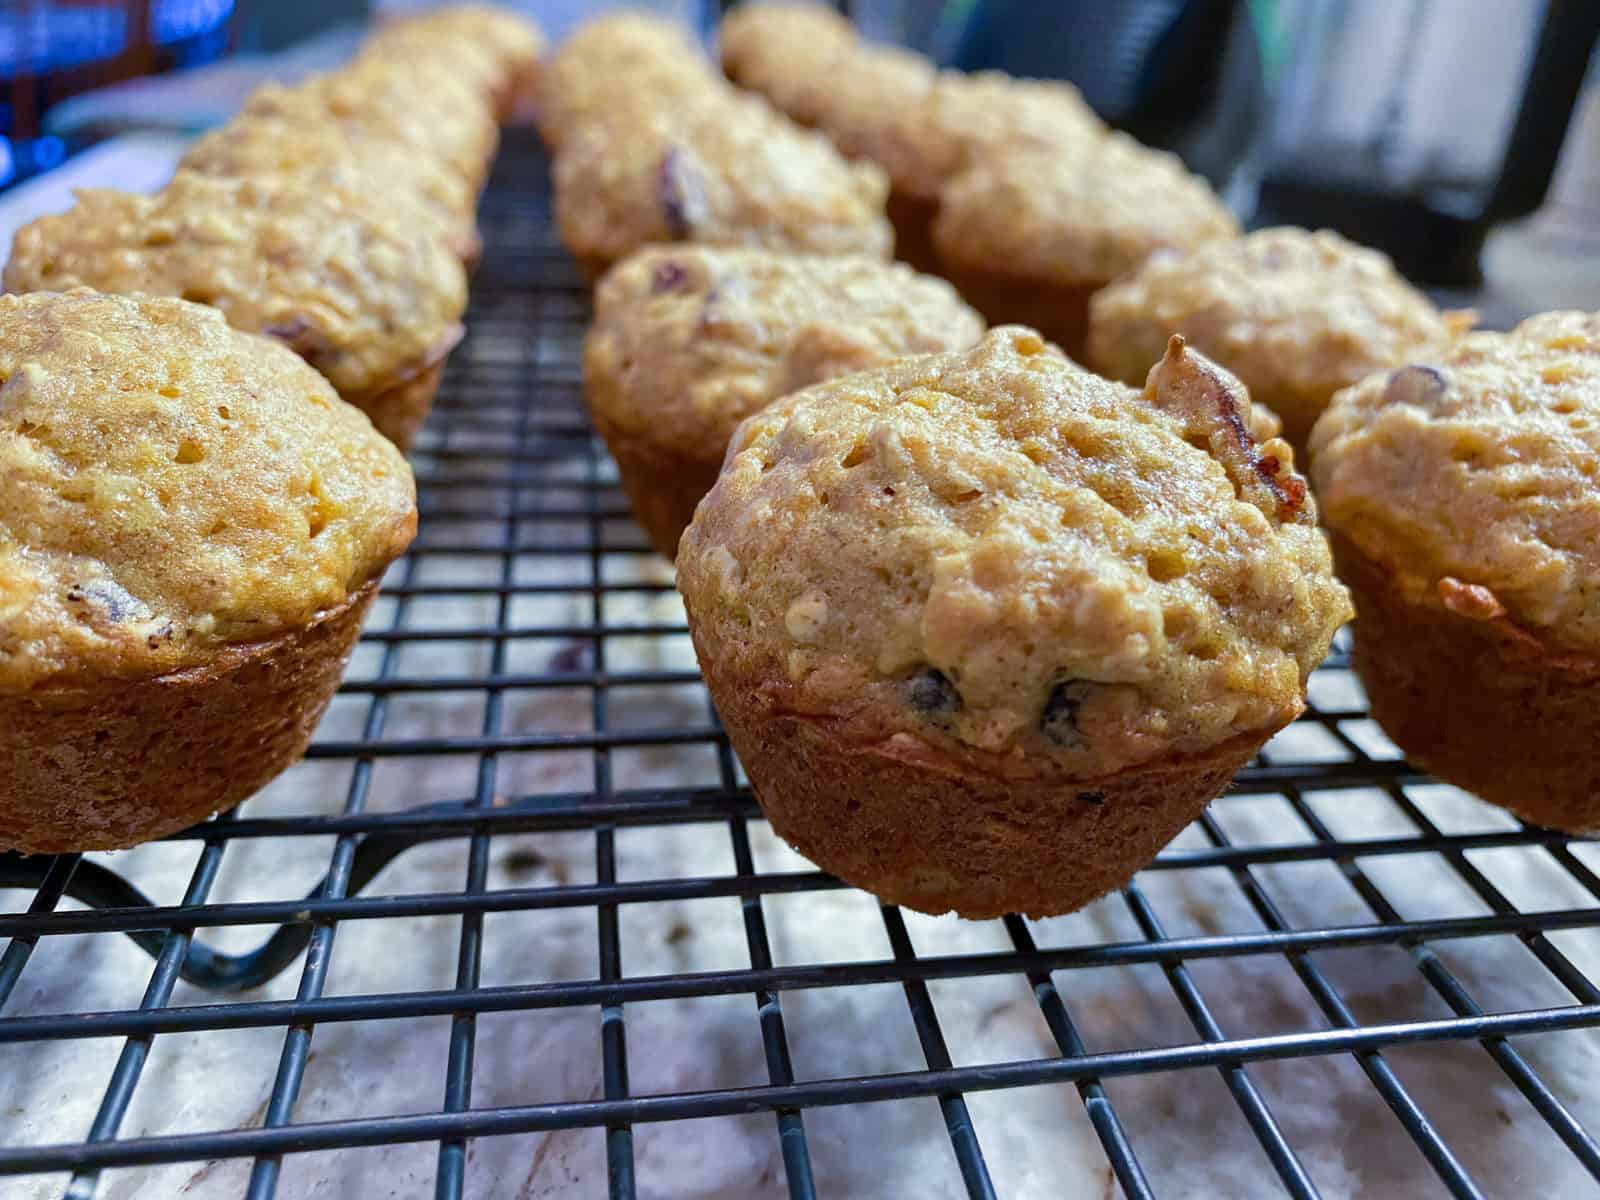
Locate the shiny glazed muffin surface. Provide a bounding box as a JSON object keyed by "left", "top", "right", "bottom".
{"left": 1311, "top": 310, "right": 1600, "bottom": 651}
{"left": 0, "top": 292, "right": 415, "bottom": 690}
{"left": 585, "top": 245, "right": 984, "bottom": 458}
{"left": 4, "top": 171, "right": 468, "bottom": 399}
{"left": 679, "top": 327, "right": 1350, "bottom": 778}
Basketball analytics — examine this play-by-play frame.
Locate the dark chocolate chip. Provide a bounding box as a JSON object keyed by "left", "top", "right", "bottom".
{"left": 1041, "top": 680, "right": 1095, "bottom": 748}
{"left": 657, "top": 147, "right": 708, "bottom": 239}
{"left": 263, "top": 315, "right": 316, "bottom": 350}
{"left": 1077, "top": 790, "right": 1106, "bottom": 805}
{"left": 650, "top": 261, "right": 689, "bottom": 293}
{"left": 908, "top": 668, "right": 961, "bottom": 715}
{"left": 1385, "top": 365, "right": 1448, "bottom": 407}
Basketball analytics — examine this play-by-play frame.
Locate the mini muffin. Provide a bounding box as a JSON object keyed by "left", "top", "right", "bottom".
{"left": 0, "top": 290, "right": 416, "bottom": 853}
{"left": 679, "top": 327, "right": 1349, "bottom": 918}
{"left": 237, "top": 69, "right": 499, "bottom": 197}
{"left": 1089, "top": 228, "right": 1475, "bottom": 451}
{"left": 365, "top": 4, "right": 545, "bottom": 119}
{"left": 585, "top": 245, "right": 984, "bottom": 557}
{"left": 536, "top": 12, "right": 718, "bottom": 152}
{"left": 718, "top": 2, "right": 861, "bottom": 127}
{"left": 932, "top": 134, "right": 1238, "bottom": 358}
{"left": 1310, "top": 311, "right": 1600, "bottom": 832}
{"left": 182, "top": 113, "right": 482, "bottom": 266}
{"left": 4, "top": 171, "right": 468, "bottom": 451}
{"left": 553, "top": 93, "right": 893, "bottom": 279}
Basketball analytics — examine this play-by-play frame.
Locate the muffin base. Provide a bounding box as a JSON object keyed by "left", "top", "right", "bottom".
{"left": 703, "top": 667, "right": 1273, "bottom": 918}
{"left": 0, "top": 582, "right": 379, "bottom": 855}
{"left": 346, "top": 325, "right": 464, "bottom": 452}
{"left": 602, "top": 428, "right": 720, "bottom": 560}
{"left": 934, "top": 265, "right": 1095, "bottom": 362}
{"left": 1334, "top": 534, "right": 1600, "bottom": 833}
{"left": 887, "top": 192, "right": 941, "bottom": 276}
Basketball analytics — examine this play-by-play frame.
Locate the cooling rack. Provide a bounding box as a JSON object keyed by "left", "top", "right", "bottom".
{"left": 3, "top": 130, "right": 1600, "bottom": 1200}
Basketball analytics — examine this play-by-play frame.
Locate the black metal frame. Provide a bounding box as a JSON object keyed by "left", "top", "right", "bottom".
{"left": 3, "top": 132, "right": 1600, "bottom": 1199}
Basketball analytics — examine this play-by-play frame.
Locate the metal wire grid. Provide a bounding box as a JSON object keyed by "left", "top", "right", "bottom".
{"left": 1, "top": 132, "right": 1599, "bottom": 1198}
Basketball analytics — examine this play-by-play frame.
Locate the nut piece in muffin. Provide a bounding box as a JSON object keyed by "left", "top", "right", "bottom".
{"left": 0, "top": 291, "right": 416, "bottom": 852}
{"left": 1089, "top": 228, "right": 1474, "bottom": 451}
{"left": 932, "top": 134, "right": 1238, "bottom": 359}
{"left": 553, "top": 92, "right": 893, "bottom": 278}
{"left": 678, "top": 327, "right": 1349, "bottom": 917}
{"left": 536, "top": 12, "right": 718, "bottom": 151}
{"left": 4, "top": 171, "right": 469, "bottom": 451}
{"left": 1310, "top": 311, "right": 1600, "bottom": 832}
{"left": 585, "top": 245, "right": 984, "bottom": 557}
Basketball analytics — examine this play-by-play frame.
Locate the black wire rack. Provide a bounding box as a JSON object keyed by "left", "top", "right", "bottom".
{"left": 4, "top": 131, "right": 1600, "bottom": 1200}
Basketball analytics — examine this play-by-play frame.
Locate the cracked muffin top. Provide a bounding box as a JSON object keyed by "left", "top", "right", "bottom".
{"left": 4, "top": 171, "right": 468, "bottom": 400}
{"left": 933, "top": 134, "right": 1238, "bottom": 288}
{"left": 1089, "top": 228, "right": 1472, "bottom": 442}
{"left": 678, "top": 327, "right": 1350, "bottom": 778}
{"left": 553, "top": 93, "right": 892, "bottom": 269}
{"left": 236, "top": 70, "right": 498, "bottom": 191}
{"left": 585, "top": 245, "right": 984, "bottom": 459}
{"left": 0, "top": 291, "right": 415, "bottom": 691}
{"left": 1310, "top": 310, "right": 1600, "bottom": 652}
{"left": 537, "top": 12, "right": 718, "bottom": 150}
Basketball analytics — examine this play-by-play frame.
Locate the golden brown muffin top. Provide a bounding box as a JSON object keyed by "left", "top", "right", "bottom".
{"left": 718, "top": 9, "right": 1103, "bottom": 203}
{"left": 237, "top": 70, "right": 497, "bottom": 190}
{"left": 4, "top": 171, "right": 467, "bottom": 401}
{"left": 537, "top": 12, "right": 717, "bottom": 149}
{"left": 1311, "top": 311, "right": 1600, "bottom": 652}
{"left": 719, "top": 1, "right": 858, "bottom": 121}
{"left": 585, "top": 245, "right": 984, "bottom": 460}
{"left": 368, "top": 3, "right": 545, "bottom": 91}
{"left": 1088, "top": 228, "right": 1473, "bottom": 413}
{"left": 933, "top": 133, "right": 1238, "bottom": 288}
{"left": 553, "top": 93, "right": 893, "bottom": 267}
{"left": 184, "top": 113, "right": 479, "bottom": 226}
{"left": 0, "top": 291, "right": 415, "bottom": 691}
{"left": 679, "top": 327, "right": 1350, "bottom": 778}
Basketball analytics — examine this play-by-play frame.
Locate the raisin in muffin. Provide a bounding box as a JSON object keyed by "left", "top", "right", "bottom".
{"left": 536, "top": 12, "right": 718, "bottom": 152}
{"left": 0, "top": 291, "right": 416, "bottom": 852}
{"left": 553, "top": 92, "right": 893, "bottom": 279}
{"left": 5, "top": 171, "right": 468, "bottom": 451}
{"left": 679, "top": 327, "right": 1349, "bottom": 917}
{"left": 1089, "top": 228, "right": 1474, "bottom": 451}
{"left": 1310, "top": 311, "right": 1600, "bottom": 832}
{"left": 932, "top": 134, "right": 1238, "bottom": 359}
{"left": 182, "top": 112, "right": 482, "bottom": 267}
{"left": 585, "top": 245, "right": 984, "bottom": 557}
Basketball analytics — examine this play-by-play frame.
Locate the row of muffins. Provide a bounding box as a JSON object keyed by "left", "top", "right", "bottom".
{"left": 564, "top": 10, "right": 1600, "bottom": 915}
{"left": 5, "top": 5, "right": 544, "bottom": 451}
{"left": 721, "top": 3, "right": 1473, "bottom": 454}
{"left": 720, "top": 2, "right": 1239, "bottom": 358}
{"left": 0, "top": 6, "right": 543, "bottom": 853}
{"left": 552, "top": 8, "right": 1343, "bottom": 917}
